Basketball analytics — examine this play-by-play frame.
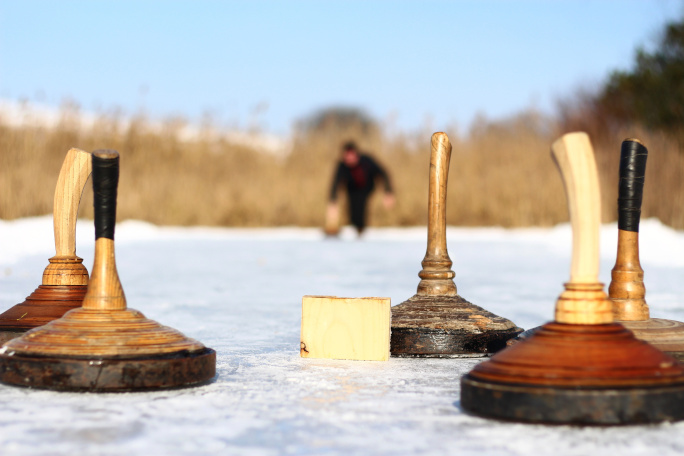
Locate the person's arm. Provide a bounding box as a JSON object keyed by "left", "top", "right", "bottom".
{"left": 366, "top": 156, "right": 395, "bottom": 209}
{"left": 368, "top": 156, "right": 393, "bottom": 194}
{"left": 329, "top": 163, "right": 345, "bottom": 202}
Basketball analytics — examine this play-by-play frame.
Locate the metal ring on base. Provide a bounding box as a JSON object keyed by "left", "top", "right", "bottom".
{"left": 0, "top": 347, "right": 216, "bottom": 392}
{"left": 461, "top": 374, "right": 684, "bottom": 425}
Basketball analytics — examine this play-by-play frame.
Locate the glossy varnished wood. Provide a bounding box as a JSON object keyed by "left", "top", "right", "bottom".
{"left": 0, "top": 148, "right": 91, "bottom": 338}
{"left": 391, "top": 133, "right": 521, "bottom": 357}
{"left": 0, "top": 150, "right": 215, "bottom": 391}
{"left": 461, "top": 132, "right": 684, "bottom": 425}
{"left": 608, "top": 139, "right": 684, "bottom": 358}
{"left": 0, "top": 286, "right": 87, "bottom": 332}
{"left": 610, "top": 230, "right": 647, "bottom": 319}
{"left": 417, "top": 132, "right": 457, "bottom": 297}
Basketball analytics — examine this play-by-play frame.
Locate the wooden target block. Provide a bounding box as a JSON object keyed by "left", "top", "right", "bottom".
{"left": 300, "top": 296, "right": 391, "bottom": 361}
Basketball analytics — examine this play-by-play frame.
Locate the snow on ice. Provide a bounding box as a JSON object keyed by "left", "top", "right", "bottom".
{"left": 1, "top": 216, "right": 684, "bottom": 455}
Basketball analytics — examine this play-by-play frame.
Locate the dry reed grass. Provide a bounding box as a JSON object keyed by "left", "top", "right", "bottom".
{"left": 1, "top": 106, "right": 683, "bottom": 229}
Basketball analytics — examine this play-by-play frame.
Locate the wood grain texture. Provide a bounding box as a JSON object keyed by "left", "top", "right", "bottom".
{"left": 0, "top": 285, "right": 87, "bottom": 331}
{"left": 301, "top": 296, "right": 390, "bottom": 361}
{"left": 610, "top": 230, "right": 648, "bottom": 320}
{"left": 462, "top": 318, "right": 684, "bottom": 424}
{"left": 0, "top": 149, "right": 91, "bottom": 335}
{"left": 44, "top": 148, "right": 91, "bottom": 286}
{"left": 468, "top": 322, "right": 684, "bottom": 387}
{"left": 606, "top": 140, "right": 684, "bottom": 357}
{"left": 622, "top": 318, "right": 684, "bottom": 361}
{"left": 461, "top": 131, "right": 684, "bottom": 425}
{"left": 611, "top": 234, "right": 684, "bottom": 357}
{"left": 417, "top": 132, "right": 457, "bottom": 296}
{"left": 53, "top": 148, "right": 92, "bottom": 258}
{"left": 82, "top": 238, "right": 126, "bottom": 311}
{"left": 390, "top": 132, "right": 521, "bottom": 357}
{"left": 551, "top": 132, "right": 612, "bottom": 324}
{"left": 0, "top": 150, "right": 208, "bottom": 358}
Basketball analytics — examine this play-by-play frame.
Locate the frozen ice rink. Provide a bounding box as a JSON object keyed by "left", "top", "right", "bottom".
{"left": 1, "top": 217, "right": 684, "bottom": 455}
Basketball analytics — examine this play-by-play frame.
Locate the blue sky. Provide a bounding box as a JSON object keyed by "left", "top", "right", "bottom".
{"left": 1, "top": 1, "right": 682, "bottom": 134}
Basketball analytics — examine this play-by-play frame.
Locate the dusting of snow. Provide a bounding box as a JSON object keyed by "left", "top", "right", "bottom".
{"left": 0, "top": 99, "right": 292, "bottom": 157}
{"left": 0, "top": 217, "right": 684, "bottom": 455}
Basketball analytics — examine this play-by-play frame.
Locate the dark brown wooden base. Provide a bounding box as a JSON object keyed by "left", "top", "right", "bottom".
{"left": 391, "top": 327, "right": 523, "bottom": 358}
{"left": 508, "top": 320, "right": 684, "bottom": 360}
{"left": 0, "top": 285, "right": 87, "bottom": 332}
{"left": 462, "top": 322, "right": 684, "bottom": 424}
{"left": 461, "top": 374, "right": 684, "bottom": 424}
{"left": 391, "top": 294, "right": 522, "bottom": 357}
{"left": 0, "top": 347, "right": 216, "bottom": 392}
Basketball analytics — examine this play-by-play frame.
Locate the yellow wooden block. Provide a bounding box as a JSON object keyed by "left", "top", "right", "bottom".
{"left": 300, "top": 295, "right": 391, "bottom": 361}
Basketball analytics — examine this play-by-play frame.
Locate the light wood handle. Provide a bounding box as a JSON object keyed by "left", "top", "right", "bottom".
{"left": 551, "top": 132, "right": 600, "bottom": 284}
{"left": 551, "top": 132, "right": 612, "bottom": 324}
{"left": 53, "top": 148, "right": 92, "bottom": 257}
{"left": 416, "top": 132, "right": 457, "bottom": 296}
{"left": 82, "top": 150, "right": 126, "bottom": 311}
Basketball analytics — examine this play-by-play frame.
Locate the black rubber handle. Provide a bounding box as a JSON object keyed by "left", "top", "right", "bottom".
{"left": 617, "top": 139, "right": 648, "bottom": 232}
{"left": 92, "top": 150, "right": 120, "bottom": 240}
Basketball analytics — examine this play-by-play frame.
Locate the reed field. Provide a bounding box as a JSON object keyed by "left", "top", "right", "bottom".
{"left": 2, "top": 104, "right": 684, "bottom": 229}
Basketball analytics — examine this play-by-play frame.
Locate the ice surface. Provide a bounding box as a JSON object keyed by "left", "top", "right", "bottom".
{"left": 1, "top": 217, "right": 684, "bottom": 455}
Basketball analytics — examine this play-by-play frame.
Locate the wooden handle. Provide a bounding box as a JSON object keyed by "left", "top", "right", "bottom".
{"left": 551, "top": 132, "right": 601, "bottom": 284}
{"left": 551, "top": 132, "right": 612, "bottom": 324}
{"left": 426, "top": 133, "right": 451, "bottom": 260}
{"left": 416, "top": 132, "right": 457, "bottom": 296}
{"left": 82, "top": 150, "right": 126, "bottom": 310}
{"left": 609, "top": 139, "right": 649, "bottom": 320}
{"left": 53, "top": 148, "right": 92, "bottom": 257}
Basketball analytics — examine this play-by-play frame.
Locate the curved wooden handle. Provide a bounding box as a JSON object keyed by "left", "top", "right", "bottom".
{"left": 416, "top": 132, "right": 457, "bottom": 296}
{"left": 53, "top": 148, "right": 92, "bottom": 257}
{"left": 552, "top": 132, "right": 612, "bottom": 324}
{"left": 617, "top": 139, "right": 648, "bottom": 232}
{"left": 82, "top": 150, "right": 126, "bottom": 311}
{"left": 551, "top": 132, "right": 601, "bottom": 284}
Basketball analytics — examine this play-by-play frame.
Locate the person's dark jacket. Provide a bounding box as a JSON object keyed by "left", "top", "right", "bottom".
{"left": 329, "top": 154, "right": 393, "bottom": 201}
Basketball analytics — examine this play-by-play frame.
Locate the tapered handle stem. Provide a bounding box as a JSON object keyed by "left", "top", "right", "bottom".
{"left": 82, "top": 150, "right": 126, "bottom": 311}
{"left": 552, "top": 132, "right": 612, "bottom": 324}
{"left": 417, "top": 132, "right": 457, "bottom": 296}
{"left": 53, "top": 148, "right": 92, "bottom": 257}
{"left": 617, "top": 139, "right": 647, "bottom": 232}
{"left": 610, "top": 139, "right": 649, "bottom": 320}
{"left": 426, "top": 133, "right": 451, "bottom": 259}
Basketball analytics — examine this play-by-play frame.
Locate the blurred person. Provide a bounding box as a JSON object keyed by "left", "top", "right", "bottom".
{"left": 327, "top": 141, "right": 395, "bottom": 235}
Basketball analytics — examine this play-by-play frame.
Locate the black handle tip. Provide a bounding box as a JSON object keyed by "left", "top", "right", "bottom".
{"left": 617, "top": 139, "right": 648, "bottom": 232}
{"left": 92, "top": 149, "right": 120, "bottom": 240}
